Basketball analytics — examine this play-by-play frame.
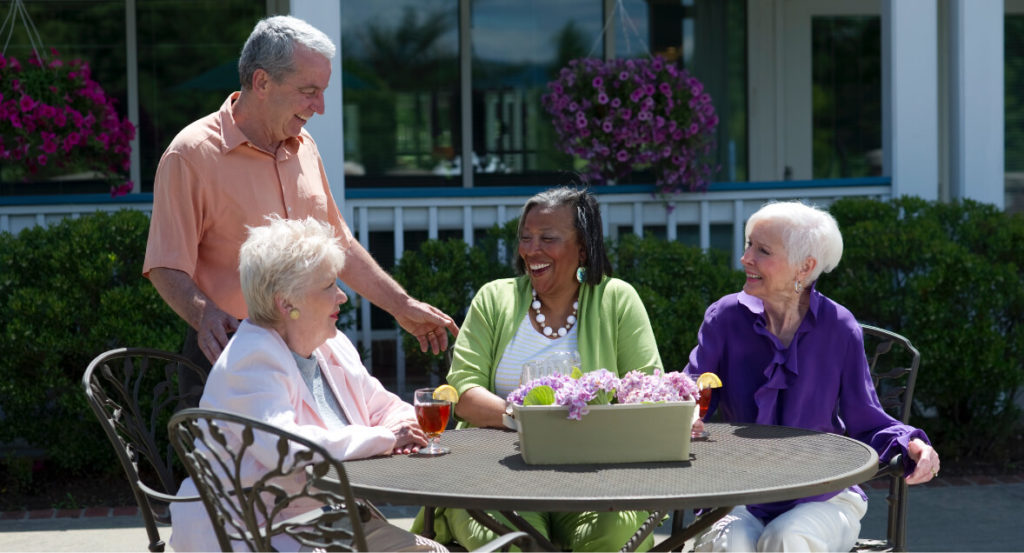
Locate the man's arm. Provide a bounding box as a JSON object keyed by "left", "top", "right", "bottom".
{"left": 338, "top": 241, "right": 458, "bottom": 354}
{"left": 148, "top": 267, "right": 239, "bottom": 363}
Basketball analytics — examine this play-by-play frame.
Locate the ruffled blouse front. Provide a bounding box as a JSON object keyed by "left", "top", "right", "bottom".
{"left": 684, "top": 286, "right": 928, "bottom": 522}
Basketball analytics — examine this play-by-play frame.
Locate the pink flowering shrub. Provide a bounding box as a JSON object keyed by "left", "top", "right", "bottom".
{"left": 541, "top": 56, "right": 718, "bottom": 194}
{"left": 508, "top": 368, "right": 698, "bottom": 420}
{"left": 0, "top": 49, "right": 135, "bottom": 196}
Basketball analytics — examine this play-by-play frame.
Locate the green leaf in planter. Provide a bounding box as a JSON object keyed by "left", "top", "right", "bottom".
{"left": 589, "top": 388, "right": 615, "bottom": 405}
{"left": 570, "top": 366, "right": 583, "bottom": 380}
{"left": 524, "top": 385, "right": 555, "bottom": 406}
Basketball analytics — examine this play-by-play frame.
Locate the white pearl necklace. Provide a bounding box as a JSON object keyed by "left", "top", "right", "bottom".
{"left": 531, "top": 288, "right": 579, "bottom": 338}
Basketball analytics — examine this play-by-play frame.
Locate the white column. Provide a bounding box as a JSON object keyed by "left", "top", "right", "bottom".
{"left": 949, "top": 0, "right": 1005, "bottom": 208}
{"left": 882, "top": 0, "right": 939, "bottom": 201}
{"left": 290, "top": 0, "right": 346, "bottom": 203}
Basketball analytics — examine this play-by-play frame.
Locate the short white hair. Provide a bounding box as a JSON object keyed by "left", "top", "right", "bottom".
{"left": 745, "top": 201, "right": 843, "bottom": 282}
{"left": 239, "top": 216, "right": 345, "bottom": 326}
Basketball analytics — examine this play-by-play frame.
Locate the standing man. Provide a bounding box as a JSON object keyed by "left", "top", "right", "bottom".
{"left": 144, "top": 15, "right": 457, "bottom": 400}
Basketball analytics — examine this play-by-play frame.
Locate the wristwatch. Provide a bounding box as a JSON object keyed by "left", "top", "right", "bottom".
{"left": 502, "top": 402, "right": 517, "bottom": 430}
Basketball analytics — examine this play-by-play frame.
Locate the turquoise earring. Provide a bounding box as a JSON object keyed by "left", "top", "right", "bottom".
{"left": 576, "top": 266, "right": 587, "bottom": 283}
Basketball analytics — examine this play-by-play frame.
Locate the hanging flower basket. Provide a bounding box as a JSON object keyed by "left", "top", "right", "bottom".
{"left": 542, "top": 56, "right": 718, "bottom": 195}
{"left": 0, "top": 49, "right": 135, "bottom": 196}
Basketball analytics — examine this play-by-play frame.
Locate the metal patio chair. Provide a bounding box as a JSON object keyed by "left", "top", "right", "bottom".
{"left": 852, "top": 324, "right": 921, "bottom": 553}
{"left": 82, "top": 347, "right": 207, "bottom": 552}
{"left": 168, "top": 407, "right": 532, "bottom": 552}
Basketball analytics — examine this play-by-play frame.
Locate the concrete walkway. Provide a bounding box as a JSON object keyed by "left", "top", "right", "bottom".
{"left": 1, "top": 477, "right": 1020, "bottom": 552}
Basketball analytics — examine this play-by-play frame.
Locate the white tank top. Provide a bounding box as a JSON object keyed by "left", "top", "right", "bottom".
{"left": 493, "top": 312, "right": 579, "bottom": 399}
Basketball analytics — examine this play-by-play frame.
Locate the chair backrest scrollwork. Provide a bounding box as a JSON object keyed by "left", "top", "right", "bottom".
{"left": 168, "top": 408, "right": 368, "bottom": 552}
{"left": 82, "top": 347, "right": 207, "bottom": 553}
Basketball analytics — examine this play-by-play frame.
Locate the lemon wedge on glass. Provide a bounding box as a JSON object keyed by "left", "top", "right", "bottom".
{"left": 432, "top": 384, "right": 459, "bottom": 403}
{"left": 696, "top": 372, "right": 723, "bottom": 390}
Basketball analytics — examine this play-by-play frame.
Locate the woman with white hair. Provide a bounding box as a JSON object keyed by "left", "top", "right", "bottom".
{"left": 170, "top": 216, "right": 442, "bottom": 552}
{"left": 684, "top": 201, "right": 941, "bottom": 552}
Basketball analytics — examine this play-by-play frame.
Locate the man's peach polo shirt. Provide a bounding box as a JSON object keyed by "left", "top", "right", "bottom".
{"left": 143, "top": 92, "right": 354, "bottom": 320}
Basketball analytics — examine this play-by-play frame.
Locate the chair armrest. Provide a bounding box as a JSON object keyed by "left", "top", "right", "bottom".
{"left": 872, "top": 453, "right": 904, "bottom": 481}
{"left": 472, "top": 531, "right": 534, "bottom": 552}
{"left": 136, "top": 481, "right": 201, "bottom": 503}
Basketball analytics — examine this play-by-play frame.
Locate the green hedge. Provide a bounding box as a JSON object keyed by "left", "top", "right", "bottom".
{"left": 2, "top": 197, "right": 1021, "bottom": 479}
{"left": 821, "top": 197, "right": 1024, "bottom": 463}
{"left": 0, "top": 210, "right": 185, "bottom": 475}
{"left": 394, "top": 198, "right": 1023, "bottom": 466}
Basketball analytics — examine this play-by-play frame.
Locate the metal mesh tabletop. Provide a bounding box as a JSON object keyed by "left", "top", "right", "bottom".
{"left": 334, "top": 423, "right": 879, "bottom": 512}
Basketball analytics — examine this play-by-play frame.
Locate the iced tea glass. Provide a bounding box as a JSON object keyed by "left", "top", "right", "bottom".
{"left": 414, "top": 387, "right": 451, "bottom": 455}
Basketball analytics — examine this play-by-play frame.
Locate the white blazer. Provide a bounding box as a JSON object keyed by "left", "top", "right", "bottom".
{"left": 169, "top": 320, "right": 416, "bottom": 552}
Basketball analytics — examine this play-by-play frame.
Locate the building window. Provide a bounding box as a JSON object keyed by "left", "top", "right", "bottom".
{"left": 618, "top": 0, "right": 747, "bottom": 182}
{"left": 811, "top": 16, "right": 881, "bottom": 179}
{"left": 340, "top": 0, "right": 747, "bottom": 189}
{"left": 340, "top": 1, "right": 460, "bottom": 188}
{"left": 1005, "top": 11, "right": 1024, "bottom": 213}
{"left": 470, "top": 0, "right": 599, "bottom": 186}
{"left": 135, "top": 0, "right": 266, "bottom": 192}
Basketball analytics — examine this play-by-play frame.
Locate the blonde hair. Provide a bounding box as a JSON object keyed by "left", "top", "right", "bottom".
{"left": 239, "top": 216, "right": 345, "bottom": 326}
{"left": 744, "top": 201, "right": 843, "bottom": 282}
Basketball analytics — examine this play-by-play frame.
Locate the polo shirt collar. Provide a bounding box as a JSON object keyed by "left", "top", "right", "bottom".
{"left": 218, "top": 91, "right": 306, "bottom": 154}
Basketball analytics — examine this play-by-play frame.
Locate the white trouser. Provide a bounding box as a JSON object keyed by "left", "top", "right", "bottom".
{"left": 694, "top": 489, "right": 868, "bottom": 552}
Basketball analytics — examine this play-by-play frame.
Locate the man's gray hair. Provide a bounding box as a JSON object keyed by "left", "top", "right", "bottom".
{"left": 239, "top": 216, "right": 345, "bottom": 327}
{"left": 744, "top": 201, "right": 844, "bottom": 283}
{"left": 238, "top": 15, "right": 336, "bottom": 89}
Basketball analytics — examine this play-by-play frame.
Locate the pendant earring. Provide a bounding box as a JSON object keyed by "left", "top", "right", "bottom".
{"left": 289, "top": 308, "right": 300, "bottom": 320}
{"left": 794, "top": 280, "right": 803, "bottom": 293}
{"left": 576, "top": 266, "right": 587, "bottom": 283}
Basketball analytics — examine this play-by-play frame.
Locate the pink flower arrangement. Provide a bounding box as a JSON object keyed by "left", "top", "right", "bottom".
{"left": 541, "top": 56, "right": 719, "bottom": 194}
{"left": 0, "top": 49, "right": 135, "bottom": 196}
{"left": 508, "top": 368, "right": 699, "bottom": 420}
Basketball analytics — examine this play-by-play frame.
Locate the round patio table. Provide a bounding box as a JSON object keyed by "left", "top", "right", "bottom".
{"left": 320, "top": 423, "right": 879, "bottom": 552}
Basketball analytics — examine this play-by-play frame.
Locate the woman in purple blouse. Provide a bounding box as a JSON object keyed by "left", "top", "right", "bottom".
{"left": 685, "top": 201, "right": 941, "bottom": 552}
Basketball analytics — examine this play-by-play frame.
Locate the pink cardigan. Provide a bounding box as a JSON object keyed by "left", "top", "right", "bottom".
{"left": 169, "top": 320, "right": 416, "bottom": 552}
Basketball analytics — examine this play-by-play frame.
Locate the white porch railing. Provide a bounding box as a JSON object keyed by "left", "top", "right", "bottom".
{"left": 1, "top": 177, "right": 892, "bottom": 393}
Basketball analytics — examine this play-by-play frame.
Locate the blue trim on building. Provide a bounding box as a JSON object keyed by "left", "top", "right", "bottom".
{"left": 0, "top": 193, "right": 155, "bottom": 206}
{"left": 0, "top": 177, "right": 891, "bottom": 205}
{"left": 344, "top": 177, "right": 892, "bottom": 199}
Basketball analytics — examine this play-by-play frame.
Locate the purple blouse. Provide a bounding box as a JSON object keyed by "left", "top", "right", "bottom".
{"left": 684, "top": 286, "right": 929, "bottom": 522}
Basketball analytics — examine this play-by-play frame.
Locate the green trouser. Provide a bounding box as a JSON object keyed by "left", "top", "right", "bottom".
{"left": 444, "top": 507, "right": 656, "bottom": 552}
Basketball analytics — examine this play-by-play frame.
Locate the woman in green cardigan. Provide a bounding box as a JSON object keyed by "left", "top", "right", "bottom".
{"left": 438, "top": 186, "right": 663, "bottom": 551}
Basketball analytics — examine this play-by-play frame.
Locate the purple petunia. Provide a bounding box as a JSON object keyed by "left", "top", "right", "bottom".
{"left": 539, "top": 55, "right": 719, "bottom": 193}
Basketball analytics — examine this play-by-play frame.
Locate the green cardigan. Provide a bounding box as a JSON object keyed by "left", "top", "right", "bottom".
{"left": 447, "top": 275, "right": 663, "bottom": 398}
{"left": 415, "top": 276, "right": 663, "bottom": 542}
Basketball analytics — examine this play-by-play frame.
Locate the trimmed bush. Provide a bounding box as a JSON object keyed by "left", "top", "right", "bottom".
{"left": 394, "top": 198, "right": 1023, "bottom": 465}
{"left": 391, "top": 221, "right": 517, "bottom": 375}
{"left": 612, "top": 233, "right": 745, "bottom": 370}
{"left": 0, "top": 210, "right": 185, "bottom": 474}
{"left": 823, "top": 197, "right": 1024, "bottom": 463}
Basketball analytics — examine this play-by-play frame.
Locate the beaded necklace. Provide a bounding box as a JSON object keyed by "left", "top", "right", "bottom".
{"left": 531, "top": 288, "right": 579, "bottom": 338}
